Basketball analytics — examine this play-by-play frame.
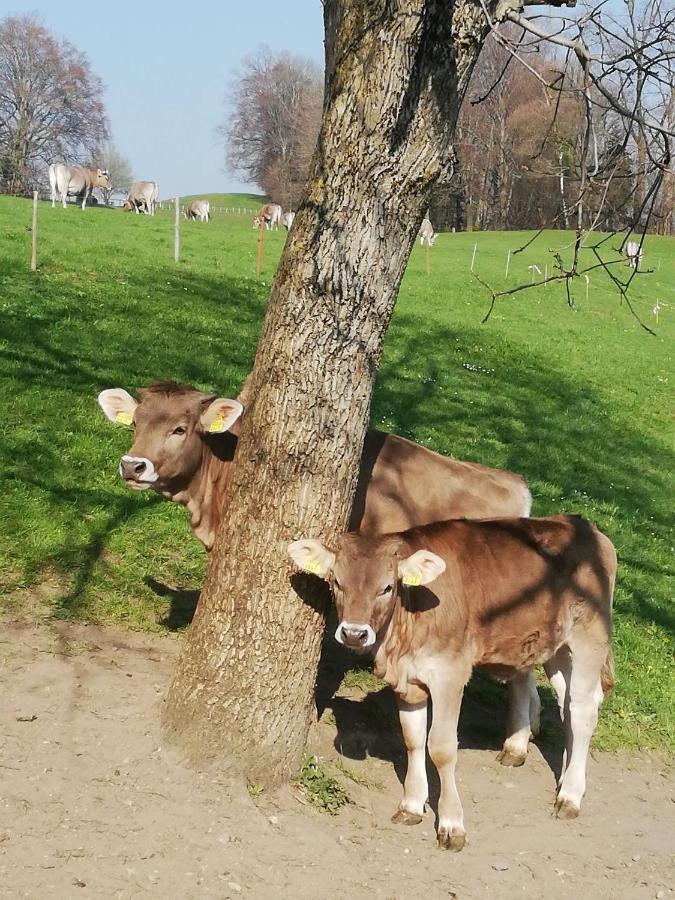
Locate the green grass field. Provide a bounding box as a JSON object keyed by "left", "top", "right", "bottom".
{"left": 0, "top": 193, "right": 672, "bottom": 752}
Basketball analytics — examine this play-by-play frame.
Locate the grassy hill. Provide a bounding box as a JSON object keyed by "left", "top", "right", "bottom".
{"left": 156, "top": 191, "right": 266, "bottom": 211}
{"left": 0, "top": 194, "right": 672, "bottom": 752}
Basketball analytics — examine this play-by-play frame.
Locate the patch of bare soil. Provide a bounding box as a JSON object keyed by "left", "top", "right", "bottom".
{"left": 0, "top": 620, "right": 672, "bottom": 900}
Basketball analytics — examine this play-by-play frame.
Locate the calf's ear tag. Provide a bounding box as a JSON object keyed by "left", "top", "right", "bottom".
{"left": 303, "top": 559, "right": 322, "bottom": 575}
{"left": 116, "top": 412, "right": 133, "bottom": 426}
{"left": 402, "top": 574, "right": 421, "bottom": 586}
{"left": 209, "top": 414, "right": 225, "bottom": 433}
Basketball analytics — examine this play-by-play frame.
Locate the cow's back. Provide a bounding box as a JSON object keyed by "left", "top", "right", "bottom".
{"left": 403, "top": 516, "right": 615, "bottom": 668}
{"left": 351, "top": 430, "right": 530, "bottom": 532}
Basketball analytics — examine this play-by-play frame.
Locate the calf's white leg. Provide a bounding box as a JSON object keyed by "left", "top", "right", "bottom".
{"left": 392, "top": 700, "right": 428, "bottom": 825}
{"left": 498, "top": 671, "right": 536, "bottom": 766}
{"left": 544, "top": 646, "right": 573, "bottom": 785}
{"left": 428, "top": 670, "right": 468, "bottom": 851}
{"left": 554, "top": 642, "right": 606, "bottom": 819}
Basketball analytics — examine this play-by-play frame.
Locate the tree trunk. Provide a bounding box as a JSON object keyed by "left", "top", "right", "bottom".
{"left": 164, "top": 0, "right": 490, "bottom": 787}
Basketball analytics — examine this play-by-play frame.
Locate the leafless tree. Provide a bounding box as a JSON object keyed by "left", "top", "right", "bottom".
{"left": 93, "top": 142, "right": 133, "bottom": 205}
{"left": 219, "top": 48, "right": 323, "bottom": 209}
{"left": 471, "top": 0, "right": 675, "bottom": 327}
{"left": 0, "top": 14, "right": 108, "bottom": 196}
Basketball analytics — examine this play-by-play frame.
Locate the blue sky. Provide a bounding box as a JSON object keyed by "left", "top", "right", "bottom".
{"left": 8, "top": 1, "right": 324, "bottom": 197}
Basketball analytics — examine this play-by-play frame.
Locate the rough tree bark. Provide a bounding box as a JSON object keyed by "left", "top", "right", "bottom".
{"left": 164, "top": 0, "right": 493, "bottom": 786}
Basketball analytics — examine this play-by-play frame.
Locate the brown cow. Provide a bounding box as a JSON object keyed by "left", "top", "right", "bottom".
{"left": 288, "top": 515, "right": 616, "bottom": 850}
{"left": 253, "top": 203, "right": 281, "bottom": 230}
{"left": 97, "top": 379, "right": 539, "bottom": 765}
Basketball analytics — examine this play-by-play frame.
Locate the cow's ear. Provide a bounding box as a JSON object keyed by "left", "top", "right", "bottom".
{"left": 199, "top": 398, "right": 243, "bottom": 434}
{"left": 399, "top": 550, "right": 446, "bottom": 586}
{"left": 98, "top": 388, "right": 138, "bottom": 426}
{"left": 288, "top": 539, "right": 336, "bottom": 579}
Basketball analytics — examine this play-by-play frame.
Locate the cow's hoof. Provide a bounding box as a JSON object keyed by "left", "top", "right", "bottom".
{"left": 391, "top": 808, "right": 423, "bottom": 826}
{"left": 554, "top": 797, "right": 580, "bottom": 819}
{"left": 437, "top": 828, "right": 466, "bottom": 852}
{"left": 497, "top": 749, "right": 527, "bottom": 768}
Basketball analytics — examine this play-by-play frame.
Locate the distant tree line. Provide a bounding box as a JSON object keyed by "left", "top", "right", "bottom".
{"left": 0, "top": 14, "right": 132, "bottom": 201}
{"left": 222, "top": 40, "right": 674, "bottom": 234}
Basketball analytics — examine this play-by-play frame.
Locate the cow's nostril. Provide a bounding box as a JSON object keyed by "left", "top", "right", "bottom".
{"left": 133, "top": 461, "right": 146, "bottom": 475}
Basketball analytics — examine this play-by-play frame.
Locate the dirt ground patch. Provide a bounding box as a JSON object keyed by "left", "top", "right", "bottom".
{"left": 0, "top": 620, "right": 672, "bottom": 899}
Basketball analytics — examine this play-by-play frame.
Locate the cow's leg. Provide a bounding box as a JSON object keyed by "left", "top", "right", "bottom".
{"left": 554, "top": 639, "right": 606, "bottom": 819}
{"left": 391, "top": 699, "right": 428, "bottom": 826}
{"left": 497, "top": 671, "right": 537, "bottom": 767}
{"left": 544, "top": 645, "right": 573, "bottom": 785}
{"left": 61, "top": 192, "right": 67, "bottom": 210}
{"left": 428, "top": 666, "right": 469, "bottom": 851}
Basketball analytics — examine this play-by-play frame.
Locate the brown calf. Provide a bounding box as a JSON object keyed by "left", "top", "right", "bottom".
{"left": 289, "top": 515, "right": 616, "bottom": 850}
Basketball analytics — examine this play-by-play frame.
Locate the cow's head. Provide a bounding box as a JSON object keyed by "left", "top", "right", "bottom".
{"left": 288, "top": 534, "right": 445, "bottom": 651}
{"left": 96, "top": 169, "right": 112, "bottom": 190}
{"left": 98, "top": 381, "right": 243, "bottom": 495}
{"left": 253, "top": 215, "right": 262, "bottom": 229}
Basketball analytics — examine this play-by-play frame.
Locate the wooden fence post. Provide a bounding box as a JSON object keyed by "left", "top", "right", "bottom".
{"left": 257, "top": 219, "right": 265, "bottom": 275}
{"left": 31, "top": 191, "right": 38, "bottom": 271}
{"left": 470, "top": 242, "right": 478, "bottom": 272}
{"left": 174, "top": 196, "right": 180, "bottom": 263}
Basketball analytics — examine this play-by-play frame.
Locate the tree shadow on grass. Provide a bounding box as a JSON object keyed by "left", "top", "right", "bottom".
{"left": 0, "top": 266, "right": 263, "bottom": 617}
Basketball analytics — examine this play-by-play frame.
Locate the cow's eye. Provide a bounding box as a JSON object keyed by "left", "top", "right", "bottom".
{"left": 380, "top": 584, "right": 393, "bottom": 595}
{"left": 172, "top": 426, "right": 187, "bottom": 436}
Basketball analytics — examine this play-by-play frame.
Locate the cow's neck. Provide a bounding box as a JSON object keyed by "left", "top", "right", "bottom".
{"left": 373, "top": 587, "right": 454, "bottom": 703}
{"left": 169, "top": 433, "right": 238, "bottom": 550}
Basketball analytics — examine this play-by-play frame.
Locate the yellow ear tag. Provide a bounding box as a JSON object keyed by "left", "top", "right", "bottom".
{"left": 402, "top": 574, "right": 421, "bottom": 586}
{"left": 209, "top": 414, "right": 225, "bottom": 433}
{"left": 116, "top": 412, "right": 133, "bottom": 426}
{"left": 303, "top": 559, "right": 322, "bottom": 575}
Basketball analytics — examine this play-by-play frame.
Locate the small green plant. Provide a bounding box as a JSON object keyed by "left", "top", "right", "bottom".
{"left": 247, "top": 782, "right": 265, "bottom": 800}
{"left": 295, "top": 755, "right": 350, "bottom": 814}
{"left": 341, "top": 664, "right": 387, "bottom": 692}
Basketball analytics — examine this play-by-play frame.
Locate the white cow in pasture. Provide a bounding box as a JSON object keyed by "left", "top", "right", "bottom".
{"left": 419, "top": 217, "right": 436, "bottom": 246}
{"left": 281, "top": 211, "right": 295, "bottom": 230}
{"left": 253, "top": 203, "right": 282, "bottom": 230}
{"left": 123, "top": 181, "right": 159, "bottom": 216}
{"left": 49, "top": 164, "right": 111, "bottom": 209}
{"left": 185, "top": 199, "right": 210, "bottom": 222}
{"left": 625, "top": 240, "right": 643, "bottom": 269}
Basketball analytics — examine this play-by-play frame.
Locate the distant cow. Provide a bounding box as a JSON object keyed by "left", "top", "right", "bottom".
{"left": 185, "top": 200, "right": 210, "bottom": 222}
{"left": 419, "top": 217, "right": 436, "bottom": 246}
{"left": 49, "top": 164, "right": 111, "bottom": 210}
{"left": 253, "top": 203, "right": 282, "bottom": 230}
{"left": 123, "top": 181, "right": 159, "bottom": 215}
{"left": 289, "top": 515, "right": 616, "bottom": 850}
{"left": 281, "top": 211, "right": 295, "bottom": 230}
{"left": 625, "top": 240, "right": 643, "bottom": 269}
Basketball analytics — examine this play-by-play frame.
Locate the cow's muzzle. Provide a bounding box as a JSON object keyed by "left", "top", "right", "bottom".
{"left": 335, "top": 622, "right": 376, "bottom": 650}
{"left": 119, "top": 455, "right": 159, "bottom": 488}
